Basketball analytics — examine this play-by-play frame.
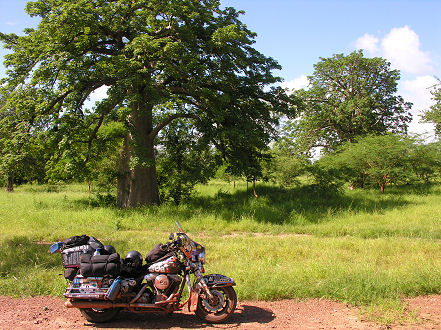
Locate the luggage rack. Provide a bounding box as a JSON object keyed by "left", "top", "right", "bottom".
{"left": 64, "top": 275, "right": 110, "bottom": 300}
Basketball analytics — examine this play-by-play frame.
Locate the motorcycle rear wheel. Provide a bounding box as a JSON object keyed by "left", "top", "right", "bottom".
{"left": 195, "top": 286, "right": 237, "bottom": 323}
{"left": 79, "top": 307, "right": 120, "bottom": 323}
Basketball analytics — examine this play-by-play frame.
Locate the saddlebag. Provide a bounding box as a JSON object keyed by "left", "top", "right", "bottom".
{"left": 80, "top": 253, "right": 121, "bottom": 277}
{"left": 64, "top": 268, "right": 78, "bottom": 281}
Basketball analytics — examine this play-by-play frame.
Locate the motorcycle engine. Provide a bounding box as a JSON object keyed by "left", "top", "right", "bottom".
{"left": 145, "top": 273, "right": 182, "bottom": 293}
{"left": 154, "top": 274, "right": 170, "bottom": 290}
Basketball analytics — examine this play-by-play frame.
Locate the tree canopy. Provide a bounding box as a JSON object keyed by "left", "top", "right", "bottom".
{"left": 286, "top": 50, "right": 412, "bottom": 155}
{"left": 0, "top": 0, "right": 293, "bottom": 206}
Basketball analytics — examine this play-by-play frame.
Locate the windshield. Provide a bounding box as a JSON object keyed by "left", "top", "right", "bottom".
{"left": 174, "top": 222, "right": 205, "bottom": 260}
{"left": 175, "top": 221, "right": 185, "bottom": 233}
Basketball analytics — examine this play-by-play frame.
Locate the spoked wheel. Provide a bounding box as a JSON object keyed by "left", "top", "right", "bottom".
{"left": 195, "top": 286, "right": 237, "bottom": 323}
{"left": 79, "top": 307, "right": 120, "bottom": 323}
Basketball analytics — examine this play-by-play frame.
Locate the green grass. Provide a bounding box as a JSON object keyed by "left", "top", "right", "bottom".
{"left": 1, "top": 181, "right": 441, "bottom": 325}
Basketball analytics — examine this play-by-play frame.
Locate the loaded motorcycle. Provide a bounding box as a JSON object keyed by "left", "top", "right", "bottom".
{"left": 50, "top": 222, "right": 237, "bottom": 323}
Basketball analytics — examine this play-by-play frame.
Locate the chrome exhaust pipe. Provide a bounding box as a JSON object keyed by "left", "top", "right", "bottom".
{"left": 65, "top": 299, "right": 167, "bottom": 310}
{"left": 65, "top": 300, "right": 115, "bottom": 309}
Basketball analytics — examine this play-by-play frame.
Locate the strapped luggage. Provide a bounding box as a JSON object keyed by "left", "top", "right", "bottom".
{"left": 63, "top": 235, "right": 90, "bottom": 249}
{"left": 80, "top": 253, "right": 121, "bottom": 277}
{"left": 61, "top": 235, "right": 105, "bottom": 270}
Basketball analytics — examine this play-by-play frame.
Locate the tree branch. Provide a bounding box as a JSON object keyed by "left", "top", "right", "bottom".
{"left": 149, "top": 112, "right": 199, "bottom": 140}
{"left": 84, "top": 96, "right": 123, "bottom": 163}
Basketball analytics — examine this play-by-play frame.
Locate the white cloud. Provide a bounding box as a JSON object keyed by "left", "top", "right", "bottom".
{"left": 355, "top": 33, "right": 379, "bottom": 54}
{"left": 83, "top": 85, "right": 110, "bottom": 109}
{"left": 89, "top": 85, "right": 109, "bottom": 102}
{"left": 401, "top": 75, "right": 438, "bottom": 113}
{"left": 400, "top": 75, "right": 438, "bottom": 138}
{"left": 355, "top": 26, "right": 433, "bottom": 75}
{"left": 281, "top": 75, "right": 309, "bottom": 92}
{"left": 381, "top": 26, "right": 432, "bottom": 75}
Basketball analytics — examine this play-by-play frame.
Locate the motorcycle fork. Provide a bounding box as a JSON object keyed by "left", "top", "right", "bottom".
{"left": 187, "top": 271, "right": 218, "bottom": 312}
{"left": 194, "top": 270, "right": 217, "bottom": 304}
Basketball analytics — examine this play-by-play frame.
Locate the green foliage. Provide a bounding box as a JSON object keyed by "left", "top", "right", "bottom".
{"left": 0, "top": 89, "right": 50, "bottom": 189}
{"left": 263, "top": 142, "right": 309, "bottom": 187}
{"left": 408, "top": 142, "right": 441, "bottom": 183}
{"left": 45, "top": 118, "right": 124, "bottom": 186}
{"left": 214, "top": 164, "right": 242, "bottom": 184}
{"left": 286, "top": 50, "right": 412, "bottom": 155}
{"left": 156, "top": 119, "right": 219, "bottom": 205}
{"left": 312, "top": 134, "right": 419, "bottom": 192}
{"left": 423, "top": 80, "right": 441, "bottom": 137}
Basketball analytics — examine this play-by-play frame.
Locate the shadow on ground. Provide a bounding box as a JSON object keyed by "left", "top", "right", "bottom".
{"left": 0, "top": 237, "right": 59, "bottom": 277}
{"left": 186, "top": 184, "right": 412, "bottom": 225}
{"left": 91, "top": 304, "right": 274, "bottom": 329}
{"left": 72, "top": 183, "right": 418, "bottom": 226}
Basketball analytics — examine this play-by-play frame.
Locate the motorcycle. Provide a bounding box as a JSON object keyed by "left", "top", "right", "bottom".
{"left": 50, "top": 221, "right": 237, "bottom": 323}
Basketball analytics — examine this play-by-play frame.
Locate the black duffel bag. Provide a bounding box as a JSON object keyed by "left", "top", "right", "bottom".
{"left": 80, "top": 253, "right": 121, "bottom": 277}
{"left": 63, "top": 235, "right": 90, "bottom": 249}
{"left": 63, "top": 235, "right": 104, "bottom": 250}
{"left": 145, "top": 243, "right": 170, "bottom": 264}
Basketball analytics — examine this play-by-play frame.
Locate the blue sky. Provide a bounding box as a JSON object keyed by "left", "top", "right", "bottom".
{"left": 1, "top": 0, "right": 440, "bottom": 138}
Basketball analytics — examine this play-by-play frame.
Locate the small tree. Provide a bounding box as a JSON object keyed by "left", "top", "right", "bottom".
{"left": 0, "top": 88, "right": 44, "bottom": 191}
{"left": 45, "top": 117, "right": 125, "bottom": 189}
{"left": 408, "top": 142, "right": 441, "bottom": 183}
{"left": 156, "top": 118, "right": 219, "bottom": 205}
{"left": 264, "top": 141, "right": 308, "bottom": 187}
{"left": 423, "top": 79, "right": 441, "bottom": 137}
{"left": 313, "top": 134, "right": 414, "bottom": 193}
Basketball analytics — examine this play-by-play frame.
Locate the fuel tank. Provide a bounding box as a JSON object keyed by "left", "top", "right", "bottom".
{"left": 148, "top": 255, "right": 181, "bottom": 274}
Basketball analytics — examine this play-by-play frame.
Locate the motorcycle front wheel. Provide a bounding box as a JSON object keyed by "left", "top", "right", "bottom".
{"left": 79, "top": 307, "right": 120, "bottom": 323}
{"left": 195, "top": 286, "right": 237, "bottom": 323}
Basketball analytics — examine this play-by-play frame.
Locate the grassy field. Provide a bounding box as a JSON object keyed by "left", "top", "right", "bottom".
{"left": 1, "top": 180, "right": 441, "bottom": 323}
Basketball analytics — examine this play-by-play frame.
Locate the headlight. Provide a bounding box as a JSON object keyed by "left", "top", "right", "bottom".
{"left": 198, "top": 250, "right": 206, "bottom": 264}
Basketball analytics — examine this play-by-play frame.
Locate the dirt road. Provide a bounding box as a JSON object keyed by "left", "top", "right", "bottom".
{"left": 1, "top": 295, "right": 440, "bottom": 329}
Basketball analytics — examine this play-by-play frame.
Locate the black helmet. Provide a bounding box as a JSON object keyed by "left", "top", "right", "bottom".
{"left": 125, "top": 250, "right": 143, "bottom": 268}
{"left": 103, "top": 245, "right": 116, "bottom": 255}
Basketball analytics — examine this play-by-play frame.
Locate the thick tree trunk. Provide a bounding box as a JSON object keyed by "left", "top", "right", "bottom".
{"left": 5, "top": 174, "right": 14, "bottom": 192}
{"left": 116, "top": 101, "right": 160, "bottom": 208}
{"left": 117, "top": 134, "right": 131, "bottom": 207}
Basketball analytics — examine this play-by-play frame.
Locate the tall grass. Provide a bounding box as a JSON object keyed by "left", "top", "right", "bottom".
{"left": 1, "top": 181, "right": 441, "bottom": 323}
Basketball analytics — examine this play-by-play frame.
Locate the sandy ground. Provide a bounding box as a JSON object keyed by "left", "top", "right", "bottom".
{"left": 1, "top": 295, "right": 441, "bottom": 329}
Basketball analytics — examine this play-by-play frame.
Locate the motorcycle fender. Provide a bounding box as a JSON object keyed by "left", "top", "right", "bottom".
{"left": 203, "top": 274, "right": 236, "bottom": 288}
{"left": 189, "top": 289, "right": 199, "bottom": 312}
{"left": 189, "top": 274, "right": 235, "bottom": 312}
